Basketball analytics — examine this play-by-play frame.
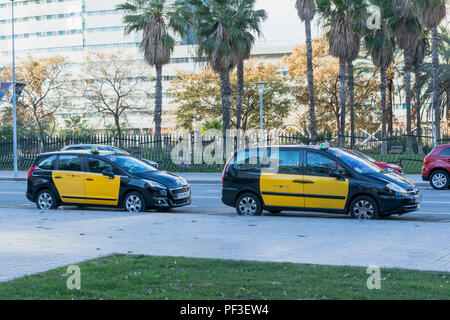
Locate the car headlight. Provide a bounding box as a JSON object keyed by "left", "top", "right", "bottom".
{"left": 385, "top": 167, "right": 395, "bottom": 172}
{"left": 386, "top": 182, "right": 407, "bottom": 194}
{"left": 177, "top": 177, "right": 188, "bottom": 186}
{"left": 144, "top": 179, "right": 166, "bottom": 189}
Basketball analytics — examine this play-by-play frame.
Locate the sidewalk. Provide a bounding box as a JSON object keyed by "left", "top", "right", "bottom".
{"left": 0, "top": 170, "right": 427, "bottom": 187}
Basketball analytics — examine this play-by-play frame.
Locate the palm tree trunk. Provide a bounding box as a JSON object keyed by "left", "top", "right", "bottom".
{"left": 380, "top": 65, "right": 388, "bottom": 155}
{"left": 155, "top": 63, "right": 163, "bottom": 150}
{"left": 338, "top": 57, "right": 346, "bottom": 148}
{"left": 415, "top": 65, "right": 424, "bottom": 154}
{"left": 236, "top": 59, "right": 244, "bottom": 130}
{"left": 431, "top": 26, "right": 441, "bottom": 144}
{"left": 404, "top": 49, "right": 413, "bottom": 153}
{"left": 347, "top": 61, "right": 355, "bottom": 149}
{"left": 387, "top": 75, "right": 394, "bottom": 138}
{"left": 220, "top": 70, "right": 231, "bottom": 158}
{"left": 305, "top": 19, "right": 317, "bottom": 143}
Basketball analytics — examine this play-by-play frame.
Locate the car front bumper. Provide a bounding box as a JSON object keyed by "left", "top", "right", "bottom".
{"left": 378, "top": 192, "right": 422, "bottom": 215}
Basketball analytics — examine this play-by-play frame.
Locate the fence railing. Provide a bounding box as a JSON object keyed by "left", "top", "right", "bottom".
{"left": 0, "top": 131, "right": 446, "bottom": 173}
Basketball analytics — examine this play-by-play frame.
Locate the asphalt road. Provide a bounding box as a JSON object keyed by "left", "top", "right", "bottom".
{"left": 1, "top": 181, "right": 449, "bottom": 222}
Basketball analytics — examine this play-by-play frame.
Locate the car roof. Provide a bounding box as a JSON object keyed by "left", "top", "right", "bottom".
{"left": 37, "top": 150, "right": 119, "bottom": 157}
{"left": 63, "top": 144, "right": 121, "bottom": 149}
{"left": 238, "top": 145, "right": 330, "bottom": 151}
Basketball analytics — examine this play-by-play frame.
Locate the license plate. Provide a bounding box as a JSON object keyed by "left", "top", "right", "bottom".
{"left": 175, "top": 191, "right": 190, "bottom": 199}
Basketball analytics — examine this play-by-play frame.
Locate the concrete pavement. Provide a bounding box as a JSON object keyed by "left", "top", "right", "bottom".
{"left": 0, "top": 170, "right": 428, "bottom": 187}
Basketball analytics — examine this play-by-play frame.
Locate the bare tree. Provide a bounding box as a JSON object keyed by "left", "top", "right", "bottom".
{"left": 77, "top": 52, "right": 152, "bottom": 144}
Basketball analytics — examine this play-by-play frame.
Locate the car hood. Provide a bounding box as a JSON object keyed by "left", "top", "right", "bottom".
{"left": 364, "top": 172, "right": 416, "bottom": 190}
{"left": 133, "top": 170, "right": 187, "bottom": 188}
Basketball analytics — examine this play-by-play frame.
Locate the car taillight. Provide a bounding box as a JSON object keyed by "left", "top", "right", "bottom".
{"left": 222, "top": 155, "right": 234, "bottom": 183}
{"left": 27, "top": 166, "right": 38, "bottom": 179}
{"left": 423, "top": 157, "right": 430, "bottom": 164}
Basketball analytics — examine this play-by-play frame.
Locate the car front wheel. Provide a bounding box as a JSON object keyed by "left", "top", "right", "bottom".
{"left": 430, "top": 170, "right": 449, "bottom": 190}
{"left": 349, "top": 196, "right": 379, "bottom": 220}
{"left": 123, "top": 192, "right": 146, "bottom": 213}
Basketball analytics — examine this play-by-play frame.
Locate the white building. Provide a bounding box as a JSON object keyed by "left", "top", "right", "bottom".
{"left": 0, "top": 0, "right": 317, "bottom": 133}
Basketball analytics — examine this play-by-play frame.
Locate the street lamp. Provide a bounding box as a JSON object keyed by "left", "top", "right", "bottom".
{"left": 253, "top": 81, "right": 268, "bottom": 145}
{"left": 11, "top": 0, "right": 18, "bottom": 177}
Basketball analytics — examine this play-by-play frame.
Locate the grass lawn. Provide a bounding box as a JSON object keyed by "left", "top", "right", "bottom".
{"left": 0, "top": 255, "right": 448, "bottom": 300}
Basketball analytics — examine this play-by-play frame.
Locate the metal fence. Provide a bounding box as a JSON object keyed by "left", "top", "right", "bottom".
{"left": 0, "top": 131, "right": 447, "bottom": 173}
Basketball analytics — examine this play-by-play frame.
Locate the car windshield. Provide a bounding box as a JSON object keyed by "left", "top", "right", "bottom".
{"left": 104, "top": 155, "right": 157, "bottom": 174}
{"left": 328, "top": 149, "right": 382, "bottom": 174}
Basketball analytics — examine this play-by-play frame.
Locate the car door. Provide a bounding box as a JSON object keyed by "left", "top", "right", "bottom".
{"left": 52, "top": 155, "right": 85, "bottom": 204}
{"left": 302, "top": 151, "right": 349, "bottom": 210}
{"left": 260, "top": 149, "right": 305, "bottom": 208}
{"left": 84, "top": 157, "right": 121, "bottom": 206}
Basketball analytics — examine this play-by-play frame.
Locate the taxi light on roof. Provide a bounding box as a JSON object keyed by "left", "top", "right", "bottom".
{"left": 91, "top": 147, "right": 99, "bottom": 154}
{"left": 320, "top": 142, "right": 330, "bottom": 150}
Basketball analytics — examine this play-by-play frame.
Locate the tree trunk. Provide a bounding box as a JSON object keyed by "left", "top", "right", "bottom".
{"left": 347, "top": 61, "right": 355, "bottom": 149}
{"left": 404, "top": 49, "right": 413, "bottom": 153}
{"left": 380, "top": 65, "right": 388, "bottom": 155}
{"left": 338, "top": 57, "right": 346, "bottom": 148}
{"left": 220, "top": 70, "right": 231, "bottom": 159}
{"left": 236, "top": 59, "right": 244, "bottom": 130}
{"left": 154, "top": 63, "right": 163, "bottom": 150}
{"left": 387, "top": 75, "right": 394, "bottom": 138}
{"left": 431, "top": 27, "right": 441, "bottom": 144}
{"left": 114, "top": 115, "right": 122, "bottom": 146}
{"left": 305, "top": 19, "right": 317, "bottom": 143}
{"left": 414, "top": 65, "right": 424, "bottom": 154}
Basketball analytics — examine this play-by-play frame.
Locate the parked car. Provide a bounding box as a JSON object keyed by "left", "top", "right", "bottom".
{"left": 347, "top": 150, "right": 404, "bottom": 175}
{"left": 27, "top": 149, "right": 190, "bottom": 212}
{"left": 222, "top": 143, "right": 421, "bottom": 219}
{"left": 422, "top": 144, "right": 450, "bottom": 190}
{"left": 61, "top": 144, "right": 158, "bottom": 168}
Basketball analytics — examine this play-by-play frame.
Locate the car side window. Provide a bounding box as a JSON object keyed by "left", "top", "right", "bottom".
{"left": 58, "top": 155, "right": 82, "bottom": 172}
{"left": 267, "top": 150, "right": 301, "bottom": 175}
{"left": 306, "top": 152, "right": 337, "bottom": 177}
{"left": 88, "top": 157, "right": 112, "bottom": 174}
{"left": 439, "top": 148, "right": 450, "bottom": 156}
{"left": 37, "top": 155, "right": 57, "bottom": 170}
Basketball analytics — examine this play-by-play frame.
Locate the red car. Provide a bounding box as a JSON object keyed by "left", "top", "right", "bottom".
{"left": 422, "top": 144, "right": 450, "bottom": 190}
{"left": 348, "top": 150, "right": 404, "bottom": 175}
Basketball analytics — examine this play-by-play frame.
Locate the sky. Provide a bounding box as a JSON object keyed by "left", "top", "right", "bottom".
{"left": 254, "top": 0, "right": 322, "bottom": 44}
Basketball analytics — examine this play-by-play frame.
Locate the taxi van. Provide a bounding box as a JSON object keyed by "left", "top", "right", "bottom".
{"left": 222, "top": 143, "right": 422, "bottom": 219}
{"left": 26, "top": 150, "right": 191, "bottom": 212}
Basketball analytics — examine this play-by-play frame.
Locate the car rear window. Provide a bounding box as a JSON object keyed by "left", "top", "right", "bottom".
{"left": 37, "top": 155, "right": 57, "bottom": 170}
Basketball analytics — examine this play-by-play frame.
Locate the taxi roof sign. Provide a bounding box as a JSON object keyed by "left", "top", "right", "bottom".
{"left": 320, "top": 141, "right": 330, "bottom": 150}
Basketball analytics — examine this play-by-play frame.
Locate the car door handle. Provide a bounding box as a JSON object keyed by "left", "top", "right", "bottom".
{"left": 86, "top": 178, "right": 94, "bottom": 181}
{"left": 292, "top": 180, "right": 314, "bottom": 184}
{"left": 54, "top": 176, "right": 62, "bottom": 179}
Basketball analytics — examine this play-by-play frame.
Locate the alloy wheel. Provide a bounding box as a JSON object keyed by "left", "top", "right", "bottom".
{"left": 125, "top": 195, "right": 142, "bottom": 213}
{"left": 353, "top": 200, "right": 374, "bottom": 219}
{"left": 38, "top": 192, "right": 53, "bottom": 210}
{"left": 432, "top": 173, "right": 447, "bottom": 189}
{"left": 239, "top": 197, "right": 257, "bottom": 216}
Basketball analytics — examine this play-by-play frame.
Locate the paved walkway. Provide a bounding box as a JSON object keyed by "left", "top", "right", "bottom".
{"left": 0, "top": 208, "right": 448, "bottom": 282}
{"left": 0, "top": 171, "right": 427, "bottom": 186}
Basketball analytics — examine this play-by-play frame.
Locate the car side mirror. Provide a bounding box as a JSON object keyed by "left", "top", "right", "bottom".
{"left": 330, "top": 169, "right": 345, "bottom": 181}
{"left": 103, "top": 169, "right": 114, "bottom": 179}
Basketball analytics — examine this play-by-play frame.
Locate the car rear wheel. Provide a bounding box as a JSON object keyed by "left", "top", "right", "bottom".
{"left": 349, "top": 196, "right": 379, "bottom": 220}
{"left": 430, "top": 170, "right": 449, "bottom": 190}
{"left": 36, "top": 189, "right": 58, "bottom": 210}
{"left": 236, "top": 193, "right": 262, "bottom": 216}
{"left": 123, "top": 192, "right": 146, "bottom": 213}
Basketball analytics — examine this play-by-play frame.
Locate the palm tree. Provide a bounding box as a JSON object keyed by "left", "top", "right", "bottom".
{"left": 411, "top": 36, "right": 426, "bottom": 154}
{"left": 234, "top": 0, "right": 267, "bottom": 130}
{"left": 176, "top": 0, "right": 252, "bottom": 153}
{"left": 416, "top": 0, "right": 446, "bottom": 145}
{"left": 347, "top": 32, "right": 361, "bottom": 149}
{"left": 118, "top": 0, "right": 181, "bottom": 144}
{"left": 395, "top": 1, "right": 420, "bottom": 153}
{"left": 366, "top": 25, "right": 395, "bottom": 155}
{"left": 296, "top": 0, "right": 317, "bottom": 143}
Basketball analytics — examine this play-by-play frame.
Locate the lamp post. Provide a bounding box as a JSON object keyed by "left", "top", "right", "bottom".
{"left": 11, "top": 0, "right": 18, "bottom": 178}
{"left": 253, "top": 81, "right": 268, "bottom": 144}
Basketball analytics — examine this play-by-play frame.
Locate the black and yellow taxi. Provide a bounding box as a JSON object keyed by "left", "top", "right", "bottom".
{"left": 222, "top": 143, "right": 422, "bottom": 219}
{"left": 26, "top": 149, "right": 191, "bottom": 212}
